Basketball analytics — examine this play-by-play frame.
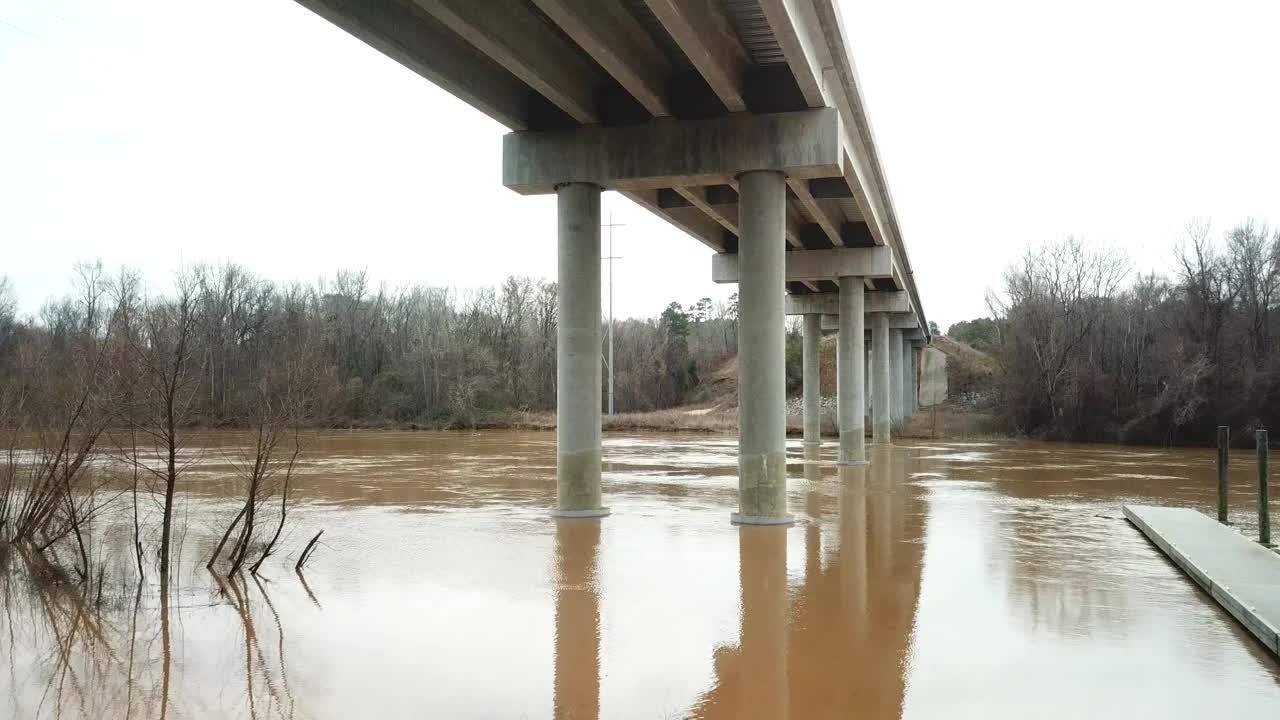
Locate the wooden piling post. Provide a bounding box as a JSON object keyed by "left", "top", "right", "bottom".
{"left": 1259, "top": 429, "right": 1271, "bottom": 546}
{"left": 1217, "top": 426, "right": 1229, "bottom": 523}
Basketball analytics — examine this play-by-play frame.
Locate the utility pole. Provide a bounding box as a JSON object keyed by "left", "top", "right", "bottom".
{"left": 602, "top": 209, "right": 624, "bottom": 415}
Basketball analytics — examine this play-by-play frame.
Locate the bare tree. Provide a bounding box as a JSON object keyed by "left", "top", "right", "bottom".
{"left": 1225, "top": 219, "right": 1280, "bottom": 361}
{"left": 127, "top": 274, "right": 201, "bottom": 582}
{"left": 992, "top": 237, "right": 1130, "bottom": 423}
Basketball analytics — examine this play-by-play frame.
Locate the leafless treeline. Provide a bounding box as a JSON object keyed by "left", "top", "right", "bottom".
{"left": 985, "top": 219, "right": 1280, "bottom": 444}
{"left": 3, "top": 265, "right": 739, "bottom": 429}
{"left": 0, "top": 262, "right": 328, "bottom": 587}
{"left": 0, "top": 262, "right": 739, "bottom": 580}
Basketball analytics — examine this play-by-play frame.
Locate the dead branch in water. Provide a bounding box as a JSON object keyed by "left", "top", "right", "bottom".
{"left": 295, "top": 530, "right": 323, "bottom": 571}
{"left": 250, "top": 431, "right": 300, "bottom": 575}
{"left": 207, "top": 503, "right": 247, "bottom": 571}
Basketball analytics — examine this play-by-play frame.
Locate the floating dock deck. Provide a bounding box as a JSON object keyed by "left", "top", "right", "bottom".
{"left": 1124, "top": 505, "right": 1280, "bottom": 657}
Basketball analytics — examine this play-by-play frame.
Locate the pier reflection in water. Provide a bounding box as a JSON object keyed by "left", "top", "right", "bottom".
{"left": 2, "top": 431, "right": 1279, "bottom": 719}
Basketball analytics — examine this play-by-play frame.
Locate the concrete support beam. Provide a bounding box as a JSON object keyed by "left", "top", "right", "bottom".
{"left": 295, "top": 0, "right": 530, "bottom": 130}
{"left": 415, "top": 0, "right": 606, "bottom": 124}
{"left": 787, "top": 177, "right": 842, "bottom": 247}
{"left": 713, "top": 245, "right": 893, "bottom": 284}
{"left": 903, "top": 342, "right": 917, "bottom": 419}
{"left": 733, "top": 170, "right": 790, "bottom": 525}
{"left": 837, "top": 277, "right": 866, "bottom": 464}
{"left": 620, "top": 189, "right": 729, "bottom": 252}
{"left": 504, "top": 108, "right": 841, "bottom": 194}
{"left": 673, "top": 186, "right": 737, "bottom": 236}
{"left": 756, "top": 0, "right": 828, "bottom": 108}
{"left": 642, "top": 0, "right": 749, "bottom": 112}
{"left": 889, "top": 329, "right": 904, "bottom": 424}
{"left": 530, "top": 0, "right": 672, "bottom": 117}
{"left": 786, "top": 290, "right": 909, "bottom": 315}
{"left": 871, "top": 313, "right": 891, "bottom": 444}
{"left": 820, "top": 312, "right": 920, "bottom": 332}
{"left": 801, "top": 314, "right": 821, "bottom": 446}
{"left": 553, "top": 183, "right": 607, "bottom": 518}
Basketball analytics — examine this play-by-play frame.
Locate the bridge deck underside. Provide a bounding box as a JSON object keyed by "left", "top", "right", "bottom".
{"left": 294, "top": 0, "right": 927, "bottom": 328}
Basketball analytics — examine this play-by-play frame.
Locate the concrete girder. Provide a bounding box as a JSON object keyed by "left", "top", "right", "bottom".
{"left": 502, "top": 108, "right": 841, "bottom": 194}
{"left": 839, "top": 149, "right": 886, "bottom": 247}
{"left": 787, "top": 177, "right": 843, "bottom": 247}
{"left": 712, "top": 246, "right": 893, "bottom": 284}
{"left": 529, "top": 0, "right": 672, "bottom": 117}
{"left": 641, "top": 0, "right": 749, "bottom": 112}
{"left": 413, "top": 0, "right": 606, "bottom": 124}
{"left": 756, "top": 0, "right": 829, "bottom": 109}
{"left": 674, "top": 186, "right": 738, "bottom": 237}
{"left": 786, "top": 290, "right": 909, "bottom": 315}
{"left": 619, "top": 190, "right": 730, "bottom": 253}
{"left": 808, "top": 0, "right": 930, "bottom": 339}
{"left": 295, "top": 0, "right": 531, "bottom": 130}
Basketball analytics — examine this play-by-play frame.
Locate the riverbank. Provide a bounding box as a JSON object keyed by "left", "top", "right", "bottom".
{"left": 480, "top": 398, "right": 999, "bottom": 440}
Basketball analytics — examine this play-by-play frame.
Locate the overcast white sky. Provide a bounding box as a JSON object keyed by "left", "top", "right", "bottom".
{"left": 2, "top": 0, "right": 1278, "bottom": 330}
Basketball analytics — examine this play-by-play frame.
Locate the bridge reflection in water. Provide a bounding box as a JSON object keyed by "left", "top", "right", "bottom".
{"left": 549, "top": 444, "right": 925, "bottom": 720}
{"left": 5, "top": 433, "right": 1280, "bottom": 719}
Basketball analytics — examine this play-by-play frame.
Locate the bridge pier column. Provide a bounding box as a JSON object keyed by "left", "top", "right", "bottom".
{"left": 903, "top": 342, "right": 917, "bottom": 419}
{"left": 837, "top": 277, "right": 866, "bottom": 464}
{"left": 733, "top": 170, "right": 791, "bottom": 525}
{"left": 871, "top": 313, "right": 892, "bottom": 445}
{"left": 889, "top": 328, "right": 904, "bottom": 425}
{"left": 802, "top": 313, "right": 822, "bottom": 448}
{"left": 553, "top": 182, "right": 608, "bottom": 518}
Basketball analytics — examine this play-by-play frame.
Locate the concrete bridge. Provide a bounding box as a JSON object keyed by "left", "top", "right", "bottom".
{"left": 296, "top": 0, "right": 930, "bottom": 524}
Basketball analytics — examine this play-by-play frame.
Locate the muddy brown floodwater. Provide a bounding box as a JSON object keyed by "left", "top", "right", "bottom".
{"left": 4, "top": 431, "right": 1280, "bottom": 719}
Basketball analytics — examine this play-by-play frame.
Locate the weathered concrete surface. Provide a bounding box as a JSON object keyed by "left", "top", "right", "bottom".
{"left": 802, "top": 314, "right": 821, "bottom": 446}
{"left": 554, "top": 182, "right": 606, "bottom": 517}
{"left": 503, "top": 109, "right": 841, "bottom": 194}
{"left": 888, "top": 329, "right": 903, "bottom": 424}
{"left": 871, "top": 313, "right": 891, "bottom": 444}
{"left": 1124, "top": 505, "right": 1280, "bottom": 657}
{"left": 918, "top": 346, "right": 947, "bottom": 407}
{"left": 733, "top": 170, "right": 790, "bottom": 525}
{"left": 837, "top": 277, "right": 866, "bottom": 464}
{"left": 903, "top": 343, "right": 916, "bottom": 418}
{"left": 820, "top": 312, "right": 919, "bottom": 331}
{"left": 713, "top": 246, "right": 893, "bottom": 283}
{"left": 786, "top": 290, "right": 909, "bottom": 315}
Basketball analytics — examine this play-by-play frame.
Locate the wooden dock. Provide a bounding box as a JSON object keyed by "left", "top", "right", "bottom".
{"left": 1124, "top": 505, "right": 1280, "bottom": 657}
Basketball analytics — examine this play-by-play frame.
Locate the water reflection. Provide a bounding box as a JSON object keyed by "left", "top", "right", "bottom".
{"left": 0, "top": 544, "right": 307, "bottom": 719}
{"left": 553, "top": 520, "right": 601, "bottom": 720}
{"left": 693, "top": 457, "right": 924, "bottom": 719}
{"left": 3, "top": 432, "right": 1279, "bottom": 718}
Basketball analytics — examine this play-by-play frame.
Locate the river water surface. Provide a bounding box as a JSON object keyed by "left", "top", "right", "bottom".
{"left": 4, "top": 431, "right": 1280, "bottom": 718}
